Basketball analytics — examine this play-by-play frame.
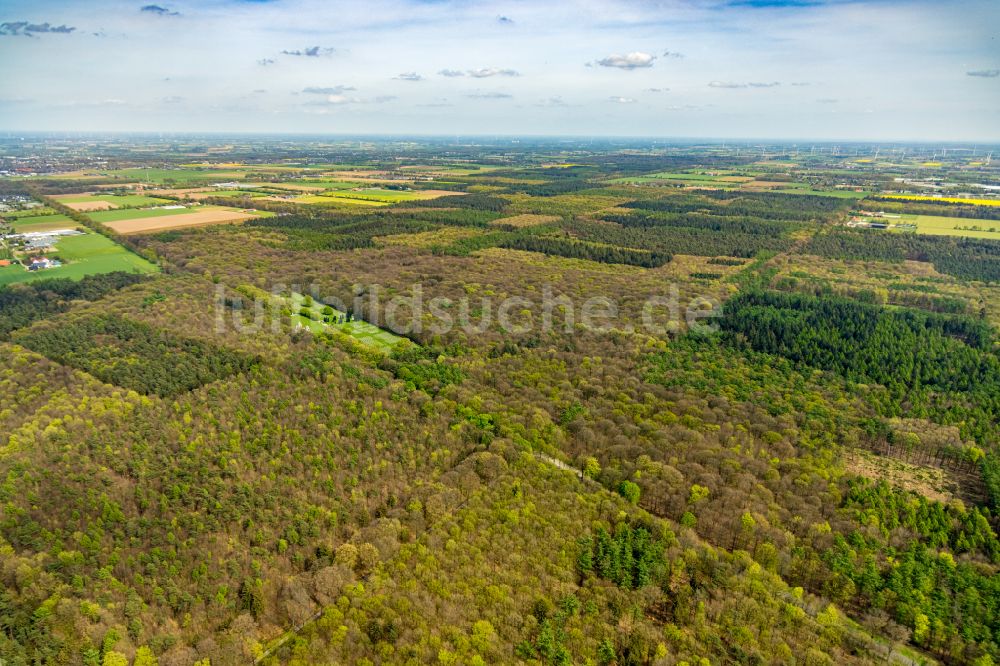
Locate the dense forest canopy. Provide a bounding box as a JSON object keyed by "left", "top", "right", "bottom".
{"left": 2, "top": 137, "right": 1000, "bottom": 666}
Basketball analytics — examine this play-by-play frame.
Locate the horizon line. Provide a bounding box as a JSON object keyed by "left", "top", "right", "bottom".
{"left": 2, "top": 130, "right": 1000, "bottom": 146}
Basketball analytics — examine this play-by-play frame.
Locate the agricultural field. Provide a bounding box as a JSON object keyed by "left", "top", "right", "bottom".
{"left": 881, "top": 193, "right": 1000, "bottom": 207}
{"left": 99, "top": 167, "right": 250, "bottom": 184}
{"left": 82, "top": 203, "right": 272, "bottom": 234}
{"left": 101, "top": 207, "right": 272, "bottom": 234}
{"left": 0, "top": 205, "right": 59, "bottom": 218}
{"left": 0, "top": 229, "right": 157, "bottom": 286}
{"left": 319, "top": 187, "right": 461, "bottom": 204}
{"left": 9, "top": 213, "right": 78, "bottom": 232}
{"left": 293, "top": 194, "right": 388, "bottom": 206}
{"left": 889, "top": 213, "right": 1000, "bottom": 238}
{"left": 90, "top": 205, "right": 211, "bottom": 223}
{"left": 52, "top": 193, "right": 173, "bottom": 210}
{"left": 243, "top": 182, "right": 328, "bottom": 193}
{"left": 289, "top": 179, "right": 367, "bottom": 190}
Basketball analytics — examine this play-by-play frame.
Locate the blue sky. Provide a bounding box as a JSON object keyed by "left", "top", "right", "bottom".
{"left": 1, "top": 0, "right": 998, "bottom": 140}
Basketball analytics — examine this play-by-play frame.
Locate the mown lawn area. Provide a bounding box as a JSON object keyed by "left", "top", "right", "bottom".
{"left": 287, "top": 292, "right": 406, "bottom": 353}
{"left": 0, "top": 231, "right": 157, "bottom": 287}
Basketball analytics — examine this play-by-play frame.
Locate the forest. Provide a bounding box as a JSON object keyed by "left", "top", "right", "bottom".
{"left": 720, "top": 289, "right": 1000, "bottom": 447}
{"left": 806, "top": 230, "right": 1000, "bottom": 283}
{"left": 2, "top": 138, "right": 1000, "bottom": 666}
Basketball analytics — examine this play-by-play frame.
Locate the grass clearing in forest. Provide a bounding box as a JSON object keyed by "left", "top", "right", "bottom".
{"left": 490, "top": 214, "right": 561, "bottom": 228}
{"left": 286, "top": 292, "right": 406, "bottom": 353}
{"left": 376, "top": 227, "right": 484, "bottom": 249}
{"left": 843, "top": 448, "right": 961, "bottom": 504}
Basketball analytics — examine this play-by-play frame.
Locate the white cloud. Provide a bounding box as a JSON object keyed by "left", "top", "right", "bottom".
{"left": 709, "top": 81, "right": 780, "bottom": 89}
{"left": 0, "top": 0, "right": 997, "bottom": 139}
{"left": 302, "top": 86, "right": 356, "bottom": 95}
{"left": 466, "top": 91, "right": 513, "bottom": 99}
{"left": 467, "top": 67, "right": 519, "bottom": 78}
{"left": 282, "top": 46, "right": 335, "bottom": 57}
{"left": 309, "top": 92, "right": 395, "bottom": 105}
{"left": 439, "top": 68, "right": 518, "bottom": 78}
{"left": 596, "top": 52, "right": 655, "bottom": 69}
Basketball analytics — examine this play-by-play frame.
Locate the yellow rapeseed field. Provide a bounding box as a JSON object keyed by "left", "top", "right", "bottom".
{"left": 882, "top": 194, "right": 1000, "bottom": 207}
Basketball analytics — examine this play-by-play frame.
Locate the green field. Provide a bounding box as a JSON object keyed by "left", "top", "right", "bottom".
{"left": 889, "top": 213, "right": 1000, "bottom": 239}
{"left": 292, "top": 180, "right": 365, "bottom": 190}
{"left": 57, "top": 193, "right": 173, "bottom": 207}
{"left": 2, "top": 206, "right": 57, "bottom": 219}
{"left": 10, "top": 214, "right": 77, "bottom": 231}
{"left": 197, "top": 190, "right": 260, "bottom": 199}
{"left": 298, "top": 194, "right": 388, "bottom": 206}
{"left": 321, "top": 188, "right": 438, "bottom": 204}
{"left": 90, "top": 206, "right": 201, "bottom": 223}
{"left": 0, "top": 231, "right": 158, "bottom": 287}
{"left": 287, "top": 293, "right": 405, "bottom": 353}
{"left": 100, "top": 168, "right": 250, "bottom": 184}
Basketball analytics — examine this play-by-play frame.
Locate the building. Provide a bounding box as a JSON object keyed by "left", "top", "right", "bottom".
{"left": 23, "top": 238, "right": 55, "bottom": 253}
{"left": 28, "top": 257, "right": 61, "bottom": 271}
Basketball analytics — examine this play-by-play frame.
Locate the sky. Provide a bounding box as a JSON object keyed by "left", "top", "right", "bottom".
{"left": 1, "top": 0, "right": 998, "bottom": 140}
